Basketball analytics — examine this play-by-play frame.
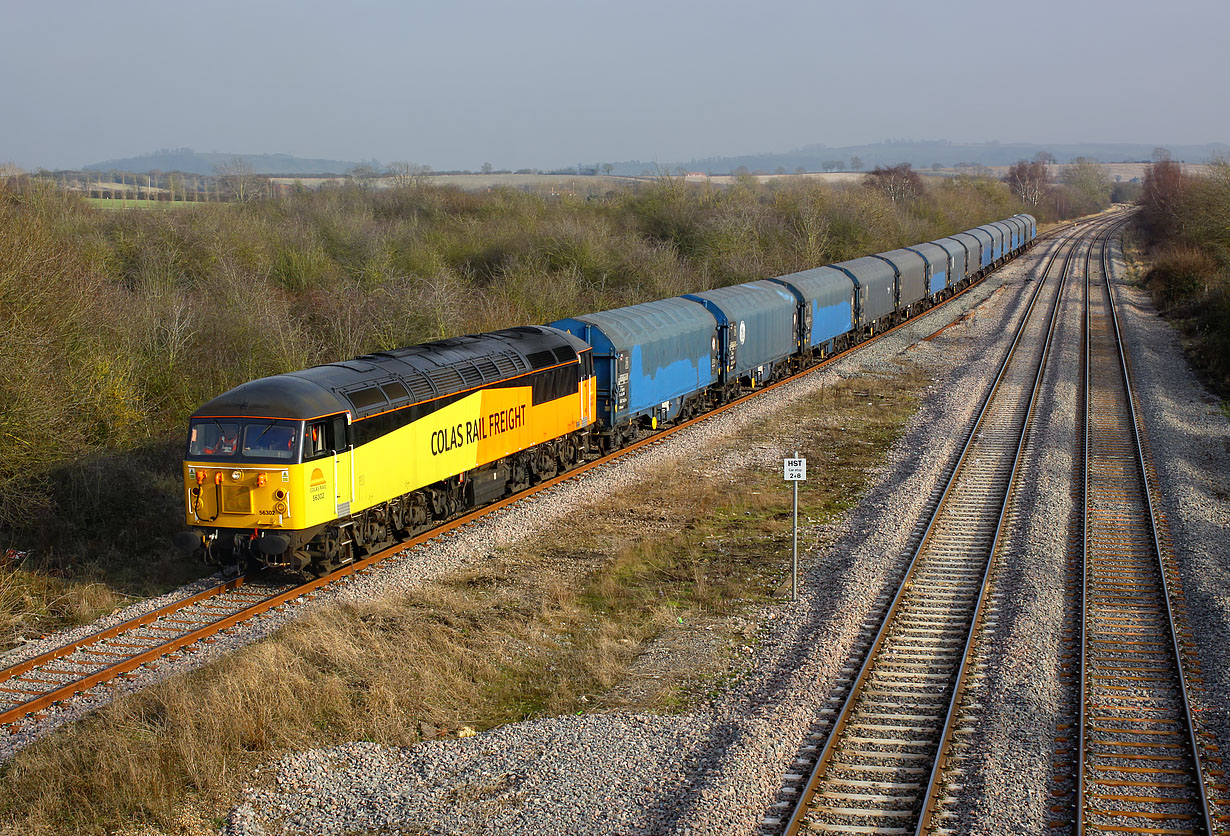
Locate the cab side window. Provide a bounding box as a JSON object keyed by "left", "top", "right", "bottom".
{"left": 305, "top": 422, "right": 329, "bottom": 459}
{"left": 305, "top": 415, "right": 350, "bottom": 459}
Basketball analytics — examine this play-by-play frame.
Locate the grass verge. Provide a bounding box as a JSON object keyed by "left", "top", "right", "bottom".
{"left": 0, "top": 368, "right": 926, "bottom": 835}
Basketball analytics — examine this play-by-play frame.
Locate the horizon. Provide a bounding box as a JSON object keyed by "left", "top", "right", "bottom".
{"left": 4, "top": 0, "right": 1227, "bottom": 172}
{"left": 12, "top": 137, "right": 1227, "bottom": 179}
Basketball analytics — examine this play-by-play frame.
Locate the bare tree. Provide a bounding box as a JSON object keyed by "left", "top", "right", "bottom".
{"left": 1005, "top": 159, "right": 1050, "bottom": 206}
{"left": 1033, "top": 151, "right": 1056, "bottom": 166}
{"left": 215, "top": 157, "right": 263, "bottom": 202}
{"left": 387, "top": 161, "right": 432, "bottom": 188}
{"left": 481, "top": 161, "right": 494, "bottom": 174}
{"left": 348, "top": 163, "right": 380, "bottom": 189}
{"left": 864, "top": 163, "right": 923, "bottom": 204}
{"left": 849, "top": 155, "right": 863, "bottom": 171}
{"left": 601, "top": 163, "right": 614, "bottom": 176}
{"left": 1140, "top": 158, "right": 1186, "bottom": 234}
{"left": 1152, "top": 146, "right": 1172, "bottom": 163}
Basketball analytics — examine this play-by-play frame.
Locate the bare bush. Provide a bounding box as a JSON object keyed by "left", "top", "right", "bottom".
{"left": 864, "top": 163, "right": 924, "bottom": 205}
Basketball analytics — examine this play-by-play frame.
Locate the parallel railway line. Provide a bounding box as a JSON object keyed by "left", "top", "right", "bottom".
{"left": 763, "top": 217, "right": 1122, "bottom": 835}
{"left": 1066, "top": 223, "right": 1218, "bottom": 834}
{"left": 0, "top": 220, "right": 1047, "bottom": 733}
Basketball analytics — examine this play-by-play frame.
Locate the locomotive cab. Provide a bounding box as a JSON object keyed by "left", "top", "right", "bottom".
{"left": 177, "top": 414, "right": 350, "bottom": 571}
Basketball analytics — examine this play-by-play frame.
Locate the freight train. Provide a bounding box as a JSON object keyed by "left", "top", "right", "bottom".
{"left": 175, "top": 214, "right": 1037, "bottom": 575}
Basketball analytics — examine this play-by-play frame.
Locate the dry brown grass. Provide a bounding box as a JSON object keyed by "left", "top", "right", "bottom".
{"left": 0, "top": 560, "right": 125, "bottom": 650}
{"left": 0, "top": 369, "right": 926, "bottom": 835}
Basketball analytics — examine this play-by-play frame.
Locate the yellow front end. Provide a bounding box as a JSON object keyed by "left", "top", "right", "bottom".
{"left": 183, "top": 463, "right": 303, "bottom": 532}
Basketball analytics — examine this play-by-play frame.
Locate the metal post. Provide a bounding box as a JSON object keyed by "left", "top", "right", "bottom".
{"left": 792, "top": 449, "right": 799, "bottom": 602}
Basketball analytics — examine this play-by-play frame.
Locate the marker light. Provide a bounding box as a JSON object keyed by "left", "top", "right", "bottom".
{"left": 196, "top": 470, "right": 207, "bottom": 485}
{"left": 257, "top": 473, "right": 267, "bottom": 487}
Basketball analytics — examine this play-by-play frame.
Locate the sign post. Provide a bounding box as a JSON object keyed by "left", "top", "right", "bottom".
{"left": 783, "top": 452, "right": 807, "bottom": 601}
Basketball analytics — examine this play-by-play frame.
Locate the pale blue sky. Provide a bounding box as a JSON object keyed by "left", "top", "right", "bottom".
{"left": 3, "top": 0, "right": 1224, "bottom": 170}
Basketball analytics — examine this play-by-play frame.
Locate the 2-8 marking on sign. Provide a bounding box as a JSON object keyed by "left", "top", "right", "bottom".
{"left": 784, "top": 457, "right": 807, "bottom": 481}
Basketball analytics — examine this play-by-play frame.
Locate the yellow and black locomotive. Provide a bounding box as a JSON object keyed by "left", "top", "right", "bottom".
{"left": 176, "top": 326, "right": 595, "bottom": 575}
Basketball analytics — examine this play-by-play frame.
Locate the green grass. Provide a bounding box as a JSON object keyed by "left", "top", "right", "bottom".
{"left": 85, "top": 197, "right": 205, "bottom": 210}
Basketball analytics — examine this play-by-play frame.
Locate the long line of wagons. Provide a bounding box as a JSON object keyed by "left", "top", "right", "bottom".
{"left": 177, "top": 214, "right": 1037, "bottom": 575}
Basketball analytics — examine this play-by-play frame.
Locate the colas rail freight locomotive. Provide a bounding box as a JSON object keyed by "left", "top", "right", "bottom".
{"left": 175, "top": 214, "right": 1036, "bottom": 577}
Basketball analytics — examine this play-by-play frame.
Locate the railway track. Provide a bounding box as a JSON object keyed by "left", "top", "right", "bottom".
{"left": 764, "top": 217, "right": 1122, "bottom": 835}
{"left": 0, "top": 224, "right": 1047, "bottom": 733}
{"left": 1063, "top": 222, "right": 1218, "bottom": 834}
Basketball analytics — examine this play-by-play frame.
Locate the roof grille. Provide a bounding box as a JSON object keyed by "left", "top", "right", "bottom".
{"left": 403, "top": 371, "right": 436, "bottom": 402}
{"left": 427, "top": 367, "right": 465, "bottom": 394}
{"left": 475, "top": 358, "right": 501, "bottom": 380}
{"left": 493, "top": 353, "right": 525, "bottom": 376}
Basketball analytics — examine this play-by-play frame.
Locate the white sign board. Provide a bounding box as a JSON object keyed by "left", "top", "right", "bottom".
{"left": 784, "top": 457, "right": 807, "bottom": 481}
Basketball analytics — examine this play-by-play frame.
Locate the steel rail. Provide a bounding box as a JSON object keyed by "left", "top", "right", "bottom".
{"left": 774, "top": 218, "right": 1110, "bottom": 836}
{"left": 1075, "top": 217, "right": 1214, "bottom": 835}
{"left": 0, "top": 576, "right": 245, "bottom": 691}
{"left": 914, "top": 218, "right": 1117, "bottom": 834}
{"left": 0, "top": 224, "right": 1045, "bottom": 730}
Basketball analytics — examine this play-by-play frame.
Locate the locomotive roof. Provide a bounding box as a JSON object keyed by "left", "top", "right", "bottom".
{"left": 191, "top": 325, "right": 590, "bottom": 421}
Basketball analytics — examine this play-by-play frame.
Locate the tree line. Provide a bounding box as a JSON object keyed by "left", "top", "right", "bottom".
{"left": 0, "top": 169, "right": 1090, "bottom": 586}
{"left": 1135, "top": 153, "right": 1230, "bottom": 394}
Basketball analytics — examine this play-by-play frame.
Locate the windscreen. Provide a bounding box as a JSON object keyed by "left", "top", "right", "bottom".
{"left": 188, "top": 419, "right": 302, "bottom": 463}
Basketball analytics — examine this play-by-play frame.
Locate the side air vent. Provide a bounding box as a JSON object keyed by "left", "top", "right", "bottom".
{"left": 345, "top": 387, "right": 387, "bottom": 411}
{"left": 526, "top": 350, "right": 556, "bottom": 369}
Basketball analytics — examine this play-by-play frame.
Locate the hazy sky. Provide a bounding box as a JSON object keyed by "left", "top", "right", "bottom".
{"left": 3, "top": 0, "right": 1225, "bottom": 170}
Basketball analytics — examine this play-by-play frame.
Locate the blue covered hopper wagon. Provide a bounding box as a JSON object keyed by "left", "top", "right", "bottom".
{"left": 682, "top": 280, "right": 800, "bottom": 390}
{"left": 902, "top": 242, "right": 952, "bottom": 296}
{"left": 551, "top": 298, "right": 717, "bottom": 448}
{"left": 768, "top": 266, "right": 858, "bottom": 358}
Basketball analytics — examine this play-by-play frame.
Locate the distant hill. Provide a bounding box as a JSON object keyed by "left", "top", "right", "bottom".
{"left": 83, "top": 148, "right": 365, "bottom": 176}
{"left": 604, "top": 140, "right": 1230, "bottom": 176}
